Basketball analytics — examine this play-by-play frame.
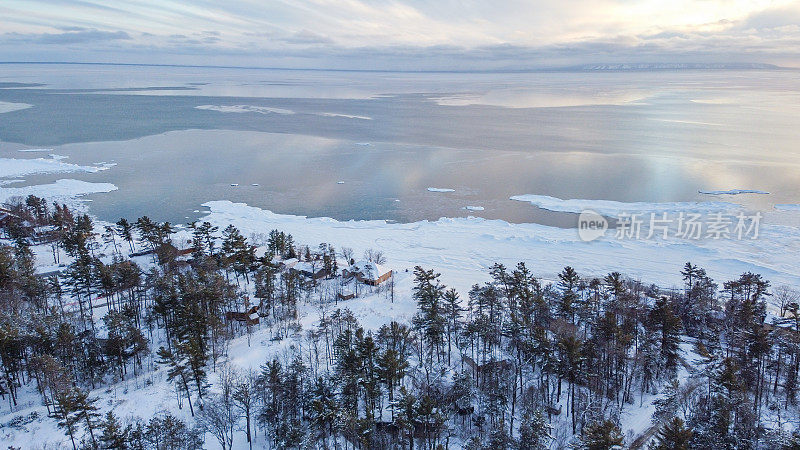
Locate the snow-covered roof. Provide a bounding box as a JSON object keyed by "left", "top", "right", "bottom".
{"left": 281, "top": 258, "right": 299, "bottom": 269}
{"left": 293, "top": 261, "right": 320, "bottom": 273}
{"left": 350, "top": 260, "right": 391, "bottom": 280}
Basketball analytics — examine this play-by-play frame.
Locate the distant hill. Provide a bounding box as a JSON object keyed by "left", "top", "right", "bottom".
{"left": 575, "top": 62, "right": 781, "bottom": 71}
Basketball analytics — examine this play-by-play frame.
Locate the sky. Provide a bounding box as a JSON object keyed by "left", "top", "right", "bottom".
{"left": 0, "top": 0, "right": 799, "bottom": 70}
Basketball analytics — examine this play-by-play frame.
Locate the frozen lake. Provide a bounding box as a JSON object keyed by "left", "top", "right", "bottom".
{"left": 1, "top": 63, "right": 799, "bottom": 226}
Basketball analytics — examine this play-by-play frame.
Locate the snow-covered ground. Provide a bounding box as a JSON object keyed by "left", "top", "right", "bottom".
{"left": 200, "top": 200, "right": 800, "bottom": 293}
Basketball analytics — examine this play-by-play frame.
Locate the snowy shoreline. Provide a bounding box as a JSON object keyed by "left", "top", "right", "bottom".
{"left": 199, "top": 200, "right": 800, "bottom": 292}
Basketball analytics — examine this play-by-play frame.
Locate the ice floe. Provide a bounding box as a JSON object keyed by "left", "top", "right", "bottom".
{"left": 699, "top": 189, "right": 769, "bottom": 195}
{"left": 0, "top": 179, "right": 117, "bottom": 204}
{"left": 510, "top": 194, "right": 739, "bottom": 216}
{"left": 196, "top": 104, "right": 295, "bottom": 115}
{"left": 0, "top": 156, "right": 112, "bottom": 178}
{"left": 0, "top": 101, "right": 32, "bottom": 114}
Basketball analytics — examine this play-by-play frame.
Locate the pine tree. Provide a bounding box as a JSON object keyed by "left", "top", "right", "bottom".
{"left": 411, "top": 266, "right": 446, "bottom": 363}
{"left": 115, "top": 218, "right": 135, "bottom": 253}
{"left": 517, "top": 411, "right": 551, "bottom": 450}
{"left": 649, "top": 417, "right": 692, "bottom": 450}
{"left": 99, "top": 411, "right": 129, "bottom": 449}
{"left": 579, "top": 419, "right": 624, "bottom": 450}
{"left": 53, "top": 387, "right": 83, "bottom": 450}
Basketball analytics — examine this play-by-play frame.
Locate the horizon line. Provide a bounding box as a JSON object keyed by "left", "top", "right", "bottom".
{"left": 0, "top": 60, "right": 792, "bottom": 74}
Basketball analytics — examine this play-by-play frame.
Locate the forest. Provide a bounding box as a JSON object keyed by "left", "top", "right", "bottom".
{"left": 1, "top": 194, "right": 799, "bottom": 449}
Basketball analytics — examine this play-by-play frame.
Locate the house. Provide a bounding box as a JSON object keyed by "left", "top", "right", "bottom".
{"left": 337, "top": 292, "right": 356, "bottom": 301}
{"left": 344, "top": 260, "right": 393, "bottom": 286}
{"left": 225, "top": 304, "right": 260, "bottom": 325}
{"left": 291, "top": 261, "right": 329, "bottom": 279}
{"left": 279, "top": 258, "right": 299, "bottom": 271}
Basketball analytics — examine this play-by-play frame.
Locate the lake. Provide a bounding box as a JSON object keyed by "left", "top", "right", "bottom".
{"left": 1, "top": 63, "right": 799, "bottom": 226}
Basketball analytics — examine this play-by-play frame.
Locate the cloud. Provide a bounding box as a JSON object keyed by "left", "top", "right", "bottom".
{"left": 0, "top": 0, "right": 797, "bottom": 68}
{"left": 280, "top": 30, "right": 334, "bottom": 45}
{"left": 3, "top": 29, "right": 131, "bottom": 45}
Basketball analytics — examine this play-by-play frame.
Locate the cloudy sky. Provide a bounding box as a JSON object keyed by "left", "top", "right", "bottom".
{"left": 1, "top": 0, "right": 799, "bottom": 70}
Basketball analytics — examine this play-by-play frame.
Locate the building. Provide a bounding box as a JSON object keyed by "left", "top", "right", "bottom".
{"left": 291, "top": 261, "right": 329, "bottom": 279}
{"left": 344, "top": 260, "right": 393, "bottom": 286}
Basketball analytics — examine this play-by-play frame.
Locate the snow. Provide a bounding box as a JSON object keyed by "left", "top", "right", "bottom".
{"left": 464, "top": 206, "right": 484, "bottom": 211}
{"left": 699, "top": 189, "right": 769, "bottom": 195}
{"left": 0, "top": 179, "right": 118, "bottom": 204}
{"left": 200, "top": 200, "right": 800, "bottom": 293}
{"left": 0, "top": 101, "right": 32, "bottom": 114}
{"left": 293, "top": 261, "right": 318, "bottom": 273}
{"left": 196, "top": 104, "right": 295, "bottom": 115}
{"left": 427, "top": 187, "right": 455, "bottom": 193}
{"left": 775, "top": 204, "right": 800, "bottom": 211}
{"left": 0, "top": 156, "right": 112, "bottom": 178}
{"left": 510, "top": 194, "right": 739, "bottom": 216}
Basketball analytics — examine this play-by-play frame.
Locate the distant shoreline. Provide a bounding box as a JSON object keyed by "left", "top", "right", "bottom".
{"left": 0, "top": 60, "right": 792, "bottom": 74}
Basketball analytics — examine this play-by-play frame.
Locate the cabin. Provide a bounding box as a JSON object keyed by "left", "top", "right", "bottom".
{"left": 279, "top": 258, "right": 299, "bottom": 271}
{"left": 344, "top": 260, "right": 393, "bottom": 286}
{"left": 225, "top": 304, "right": 260, "bottom": 325}
{"left": 291, "top": 261, "right": 329, "bottom": 280}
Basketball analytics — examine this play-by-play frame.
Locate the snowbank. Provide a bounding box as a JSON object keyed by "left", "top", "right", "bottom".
{"left": 775, "top": 204, "right": 800, "bottom": 211}
{"left": 427, "top": 187, "right": 455, "bottom": 193}
{"left": 465, "top": 206, "right": 484, "bottom": 211}
{"left": 201, "top": 200, "right": 800, "bottom": 293}
{"left": 510, "top": 194, "right": 739, "bottom": 216}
